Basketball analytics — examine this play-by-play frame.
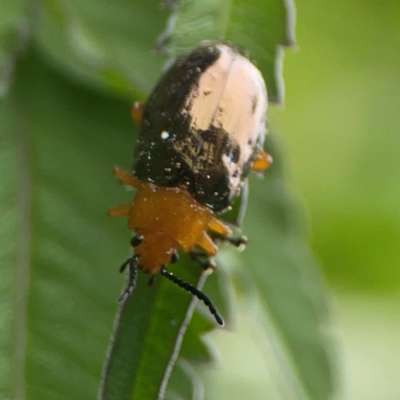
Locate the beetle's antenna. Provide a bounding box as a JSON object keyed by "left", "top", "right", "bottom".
{"left": 118, "top": 256, "right": 139, "bottom": 302}
{"left": 160, "top": 267, "right": 224, "bottom": 326}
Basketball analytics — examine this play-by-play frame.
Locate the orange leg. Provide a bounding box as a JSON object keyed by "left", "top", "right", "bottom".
{"left": 208, "top": 217, "right": 232, "bottom": 237}
{"left": 196, "top": 231, "right": 218, "bottom": 257}
{"left": 131, "top": 101, "right": 144, "bottom": 125}
{"left": 112, "top": 166, "right": 140, "bottom": 188}
{"left": 251, "top": 151, "right": 273, "bottom": 172}
{"left": 107, "top": 203, "right": 131, "bottom": 217}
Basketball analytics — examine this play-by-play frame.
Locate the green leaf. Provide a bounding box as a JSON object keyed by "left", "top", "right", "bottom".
{"left": 99, "top": 258, "right": 210, "bottom": 400}
{"left": 0, "top": 0, "right": 28, "bottom": 95}
{"left": 33, "top": 0, "right": 171, "bottom": 96}
{"left": 166, "top": 359, "right": 205, "bottom": 400}
{"left": 160, "top": 0, "right": 295, "bottom": 103}
{"left": 0, "top": 70, "right": 20, "bottom": 399}
{"left": 240, "top": 134, "right": 335, "bottom": 399}
{"left": 0, "top": 48, "right": 136, "bottom": 400}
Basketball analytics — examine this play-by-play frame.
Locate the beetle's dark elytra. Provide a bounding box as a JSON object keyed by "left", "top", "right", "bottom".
{"left": 133, "top": 42, "right": 268, "bottom": 212}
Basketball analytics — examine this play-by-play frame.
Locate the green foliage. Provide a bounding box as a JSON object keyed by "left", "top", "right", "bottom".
{"left": 271, "top": 1, "right": 400, "bottom": 294}
{"left": 242, "top": 135, "right": 335, "bottom": 399}
{"left": 0, "top": 1, "right": 336, "bottom": 399}
{"left": 267, "top": 2, "right": 400, "bottom": 397}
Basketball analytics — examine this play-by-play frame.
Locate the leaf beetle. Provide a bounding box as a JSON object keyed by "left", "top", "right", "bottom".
{"left": 108, "top": 42, "right": 272, "bottom": 326}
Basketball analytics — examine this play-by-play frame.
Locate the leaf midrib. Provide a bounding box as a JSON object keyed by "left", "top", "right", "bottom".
{"left": 12, "top": 88, "right": 32, "bottom": 400}
{"left": 156, "top": 273, "right": 207, "bottom": 400}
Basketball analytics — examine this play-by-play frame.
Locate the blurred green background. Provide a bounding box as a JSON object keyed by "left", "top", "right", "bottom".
{"left": 205, "top": 1, "right": 400, "bottom": 399}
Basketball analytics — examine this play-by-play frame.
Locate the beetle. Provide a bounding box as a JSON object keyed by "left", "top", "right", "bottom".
{"left": 108, "top": 42, "right": 272, "bottom": 326}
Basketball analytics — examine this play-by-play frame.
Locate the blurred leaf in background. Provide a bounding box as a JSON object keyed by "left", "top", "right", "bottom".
{"left": 0, "top": 0, "right": 352, "bottom": 399}
{"left": 269, "top": 1, "right": 400, "bottom": 399}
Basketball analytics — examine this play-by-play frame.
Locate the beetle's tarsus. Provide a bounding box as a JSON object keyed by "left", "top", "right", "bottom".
{"left": 118, "top": 256, "right": 139, "bottom": 301}
{"left": 119, "top": 258, "right": 130, "bottom": 273}
{"left": 170, "top": 251, "right": 179, "bottom": 264}
{"left": 189, "top": 251, "right": 216, "bottom": 272}
{"left": 148, "top": 275, "right": 156, "bottom": 286}
{"left": 212, "top": 233, "right": 248, "bottom": 249}
{"left": 226, "top": 235, "right": 248, "bottom": 248}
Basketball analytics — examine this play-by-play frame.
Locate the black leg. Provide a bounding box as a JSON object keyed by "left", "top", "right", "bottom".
{"left": 119, "top": 258, "right": 130, "bottom": 273}
{"left": 147, "top": 275, "right": 156, "bottom": 286}
{"left": 160, "top": 267, "right": 224, "bottom": 326}
{"left": 214, "top": 234, "right": 248, "bottom": 248}
{"left": 227, "top": 235, "right": 248, "bottom": 247}
{"left": 189, "top": 251, "right": 216, "bottom": 271}
{"left": 118, "top": 256, "right": 139, "bottom": 302}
